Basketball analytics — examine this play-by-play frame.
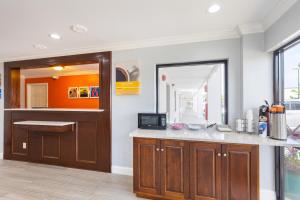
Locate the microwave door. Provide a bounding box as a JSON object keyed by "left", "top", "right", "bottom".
{"left": 141, "top": 116, "right": 159, "bottom": 128}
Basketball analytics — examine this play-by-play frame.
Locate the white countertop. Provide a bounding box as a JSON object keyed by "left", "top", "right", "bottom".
{"left": 5, "top": 108, "right": 104, "bottom": 112}
{"left": 130, "top": 128, "right": 300, "bottom": 147}
{"left": 14, "top": 121, "right": 75, "bottom": 126}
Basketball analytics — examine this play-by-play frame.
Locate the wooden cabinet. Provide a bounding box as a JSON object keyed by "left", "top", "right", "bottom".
{"left": 133, "top": 138, "right": 259, "bottom": 200}
{"left": 133, "top": 138, "right": 160, "bottom": 196}
{"left": 160, "top": 140, "right": 189, "bottom": 199}
{"left": 134, "top": 138, "right": 189, "bottom": 199}
{"left": 11, "top": 126, "right": 29, "bottom": 157}
{"left": 5, "top": 111, "right": 111, "bottom": 172}
{"left": 221, "top": 144, "right": 259, "bottom": 200}
{"left": 190, "top": 142, "right": 222, "bottom": 200}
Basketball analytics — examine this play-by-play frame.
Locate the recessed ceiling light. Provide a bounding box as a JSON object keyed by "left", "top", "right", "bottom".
{"left": 49, "top": 33, "right": 61, "bottom": 40}
{"left": 33, "top": 44, "right": 47, "bottom": 49}
{"left": 71, "top": 24, "right": 88, "bottom": 33}
{"left": 208, "top": 4, "right": 221, "bottom": 13}
{"left": 53, "top": 66, "right": 64, "bottom": 71}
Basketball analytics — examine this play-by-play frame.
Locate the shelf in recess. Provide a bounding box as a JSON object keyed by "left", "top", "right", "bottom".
{"left": 13, "top": 121, "right": 75, "bottom": 133}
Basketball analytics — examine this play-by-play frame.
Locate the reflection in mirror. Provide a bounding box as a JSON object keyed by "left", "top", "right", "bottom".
{"left": 158, "top": 62, "right": 227, "bottom": 125}
{"left": 20, "top": 63, "right": 99, "bottom": 109}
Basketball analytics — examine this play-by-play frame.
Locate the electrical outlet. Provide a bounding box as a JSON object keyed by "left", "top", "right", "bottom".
{"left": 22, "top": 142, "right": 26, "bottom": 149}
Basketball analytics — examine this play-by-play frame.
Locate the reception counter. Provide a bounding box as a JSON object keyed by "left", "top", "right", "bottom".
{"left": 3, "top": 51, "right": 112, "bottom": 173}
{"left": 4, "top": 109, "right": 111, "bottom": 172}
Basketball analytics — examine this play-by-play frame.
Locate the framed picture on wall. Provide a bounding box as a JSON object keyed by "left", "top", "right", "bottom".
{"left": 79, "top": 86, "right": 89, "bottom": 98}
{"left": 68, "top": 87, "right": 78, "bottom": 99}
{"left": 90, "top": 86, "right": 100, "bottom": 98}
{"left": 115, "top": 61, "right": 140, "bottom": 95}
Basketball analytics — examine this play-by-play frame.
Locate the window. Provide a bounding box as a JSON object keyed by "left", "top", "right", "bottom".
{"left": 274, "top": 37, "right": 300, "bottom": 200}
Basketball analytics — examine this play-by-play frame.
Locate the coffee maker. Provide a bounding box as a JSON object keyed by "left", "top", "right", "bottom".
{"left": 269, "top": 104, "right": 287, "bottom": 140}
{"left": 258, "top": 100, "right": 269, "bottom": 137}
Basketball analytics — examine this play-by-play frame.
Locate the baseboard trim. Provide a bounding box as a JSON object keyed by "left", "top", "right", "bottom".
{"left": 111, "top": 165, "right": 133, "bottom": 176}
{"left": 260, "top": 189, "right": 276, "bottom": 200}
{"left": 0, "top": 153, "right": 3, "bottom": 160}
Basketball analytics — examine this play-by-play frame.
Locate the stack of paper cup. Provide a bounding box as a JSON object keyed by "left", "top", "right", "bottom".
{"left": 246, "top": 109, "right": 254, "bottom": 133}
{"left": 236, "top": 119, "right": 245, "bottom": 132}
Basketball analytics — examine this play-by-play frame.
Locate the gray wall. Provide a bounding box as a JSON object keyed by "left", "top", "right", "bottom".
{"left": 112, "top": 39, "right": 242, "bottom": 167}
{"left": 265, "top": 0, "right": 300, "bottom": 51}
{"left": 242, "top": 33, "right": 273, "bottom": 112}
{"left": 241, "top": 33, "right": 275, "bottom": 199}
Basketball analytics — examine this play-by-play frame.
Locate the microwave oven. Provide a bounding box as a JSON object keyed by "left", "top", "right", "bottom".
{"left": 138, "top": 113, "right": 167, "bottom": 130}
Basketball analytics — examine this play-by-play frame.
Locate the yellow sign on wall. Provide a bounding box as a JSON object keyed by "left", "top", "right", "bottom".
{"left": 116, "top": 61, "right": 140, "bottom": 95}
{"left": 116, "top": 81, "right": 140, "bottom": 95}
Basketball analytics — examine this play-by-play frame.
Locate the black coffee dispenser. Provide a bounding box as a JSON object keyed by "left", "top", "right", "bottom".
{"left": 259, "top": 100, "right": 270, "bottom": 136}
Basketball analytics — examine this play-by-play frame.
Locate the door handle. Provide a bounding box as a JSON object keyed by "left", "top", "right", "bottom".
{"left": 161, "top": 149, "right": 164, "bottom": 152}
{"left": 156, "top": 148, "right": 160, "bottom": 152}
{"left": 217, "top": 153, "right": 221, "bottom": 157}
{"left": 223, "top": 153, "right": 227, "bottom": 157}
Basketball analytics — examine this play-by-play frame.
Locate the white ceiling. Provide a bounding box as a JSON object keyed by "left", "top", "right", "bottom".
{"left": 0, "top": 0, "right": 297, "bottom": 61}
{"left": 20, "top": 63, "right": 99, "bottom": 78}
{"left": 159, "top": 64, "right": 217, "bottom": 90}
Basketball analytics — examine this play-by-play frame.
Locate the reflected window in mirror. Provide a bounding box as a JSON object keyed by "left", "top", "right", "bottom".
{"left": 157, "top": 61, "right": 228, "bottom": 125}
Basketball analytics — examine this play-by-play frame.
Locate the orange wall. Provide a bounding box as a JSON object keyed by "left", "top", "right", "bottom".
{"left": 25, "top": 74, "right": 99, "bottom": 109}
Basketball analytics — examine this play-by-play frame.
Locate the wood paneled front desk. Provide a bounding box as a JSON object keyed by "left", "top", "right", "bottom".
{"left": 4, "top": 109, "right": 111, "bottom": 172}
{"left": 130, "top": 129, "right": 300, "bottom": 200}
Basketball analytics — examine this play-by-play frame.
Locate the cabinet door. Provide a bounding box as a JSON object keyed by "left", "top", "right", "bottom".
{"left": 190, "top": 142, "right": 222, "bottom": 200}
{"left": 133, "top": 138, "right": 161, "bottom": 196}
{"left": 160, "top": 140, "right": 189, "bottom": 199}
{"left": 28, "top": 132, "right": 42, "bottom": 162}
{"left": 11, "top": 126, "right": 29, "bottom": 157}
{"left": 222, "top": 144, "right": 259, "bottom": 200}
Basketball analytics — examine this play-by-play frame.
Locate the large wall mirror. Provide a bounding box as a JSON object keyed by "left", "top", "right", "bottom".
{"left": 156, "top": 60, "right": 228, "bottom": 125}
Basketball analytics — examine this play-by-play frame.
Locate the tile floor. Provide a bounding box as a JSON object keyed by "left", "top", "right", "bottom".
{"left": 0, "top": 160, "right": 142, "bottom": 200}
